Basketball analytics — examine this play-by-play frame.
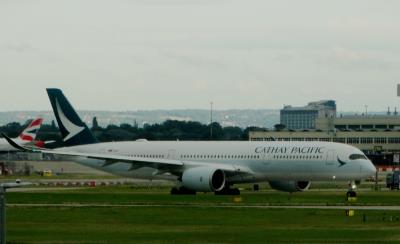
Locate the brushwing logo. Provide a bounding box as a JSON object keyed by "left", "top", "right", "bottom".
{"left": 19, "top": 118, "right": 43, "bottom": 141}
{"left": 55, "top": 98, "right": 84, "bottom": 141}
{"left": 337, "top": 157, "right": 347, "bottom": 167}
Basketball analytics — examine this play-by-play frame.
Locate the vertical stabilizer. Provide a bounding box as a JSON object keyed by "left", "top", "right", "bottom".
{"left": 19, "top": 117, "right": 43, "bottom": 141}
{"left": 46, "top": 88, "right": 98, "bottom": 146}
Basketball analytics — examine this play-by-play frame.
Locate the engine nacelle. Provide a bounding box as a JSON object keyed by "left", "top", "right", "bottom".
{"left": 269, "top": 181, "right": 311, "bottom": 193}
{"left": 182, "top": 167, "right": 225, "bottom": 192}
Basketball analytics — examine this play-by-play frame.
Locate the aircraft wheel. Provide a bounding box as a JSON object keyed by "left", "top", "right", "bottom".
{"left": 215, "top": 187, "right": 240, "bottom": 195}
{"left": 170, "top": 187, "right": 196, "bottom": 195}
{"left": 346, "top": 190, "right": 357, "bottom": 202}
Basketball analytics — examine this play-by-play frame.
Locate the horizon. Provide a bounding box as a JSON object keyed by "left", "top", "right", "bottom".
{"left": 0, "top": 108, "right": 397, "bottom": 114}
{"left": 0, "top": 109, "right": 398, "bottom": 130}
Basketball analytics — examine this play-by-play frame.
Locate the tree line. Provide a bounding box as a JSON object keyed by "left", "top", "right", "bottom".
{"left": 0, "top": 118, "right": 268, "bottom": 144}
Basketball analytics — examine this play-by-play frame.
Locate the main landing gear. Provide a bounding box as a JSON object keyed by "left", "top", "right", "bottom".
{"left": 170, "top": 185, "right": 240, "bottom": 195}
{"left": 170, "top": 186, "right": 196, "bottom": 195}
{"left": 214, "top": 185, "right": 240, "bottom": 195}
{"left": 346, "top": 181, "right": 358, "bottom": 202}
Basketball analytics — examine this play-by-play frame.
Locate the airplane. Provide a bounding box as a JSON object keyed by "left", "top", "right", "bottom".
{"left": 3, "top": 88, "right": 376, "bottom": 197}
{"left": 0, "top": 117, "right": 44, "bottom": 152}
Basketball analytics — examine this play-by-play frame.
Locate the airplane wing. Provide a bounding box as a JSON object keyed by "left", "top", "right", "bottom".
{"left": 35, "top": 148, "right": 246, "bottom": 174}
{"left": 39, "top": 149, "right": 245, "bottom": 174}
{"left": 3, "top": 132, "right": 182, "bottom": 169}
{"left": 42, "top": 149, "right": 184, "bottom": 167}
{"left": 1, "top": 133, "right": 250, "bottom": 175}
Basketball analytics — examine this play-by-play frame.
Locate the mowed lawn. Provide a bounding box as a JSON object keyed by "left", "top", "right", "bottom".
{"left": 4, "top": 186, "right": 400, "bottom": 243}
{"left": 6, "top": 206, "right": 400, "bottom": 243}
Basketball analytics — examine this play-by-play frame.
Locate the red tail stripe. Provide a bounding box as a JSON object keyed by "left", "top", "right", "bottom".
{"left": 19, "top": 134, "right": 34, "bottom": 141}
{"left": 29, "top": 118, "right": 43, "bottom": 127}
{"left": 34, "top": 140, "right": 45, "bottom": 148}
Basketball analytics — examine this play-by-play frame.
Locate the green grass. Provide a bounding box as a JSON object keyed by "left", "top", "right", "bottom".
{"left": 6, "top": 206, "right": 400, "bottom": 243}
{"left": 4, "top": 186, "right": 400, "bottom": 243}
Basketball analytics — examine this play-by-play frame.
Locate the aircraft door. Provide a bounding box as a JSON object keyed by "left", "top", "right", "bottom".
{"left": 326, "top": 150, "right": 335, "bottom": 165}
{"left": 262, "top": 152, "right": 271, "bottom": 166}
{"left": 168, "top": 149, "right": 177, "bottom": 160}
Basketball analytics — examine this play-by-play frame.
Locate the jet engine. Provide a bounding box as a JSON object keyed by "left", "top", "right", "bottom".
{"left": 269, "top": 181, "right": 310, "bottom": 192}
{"left": 182, "top": 167, "right": 225, "bottom": 192}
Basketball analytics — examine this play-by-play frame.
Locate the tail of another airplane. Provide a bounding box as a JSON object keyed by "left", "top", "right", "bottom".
{"left": 19, "top": 117, "right": 43, "bottom": 142}
{"left": 46, "top": 88, "right": 98, "bottom": 146}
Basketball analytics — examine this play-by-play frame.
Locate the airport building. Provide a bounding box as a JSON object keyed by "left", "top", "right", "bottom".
{"left": 280, "top": 100, "right": 336, "bottom": 130}
{"left": 250, "top": 103, "right": 400, "bottom": 167}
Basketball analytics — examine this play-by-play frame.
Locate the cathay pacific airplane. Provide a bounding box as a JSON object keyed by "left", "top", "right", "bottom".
{"left": 0, "top": 117, "right": 44, "bottom": 152}
{"left": 3, "top": 89, "right": 376, "bottom": 197}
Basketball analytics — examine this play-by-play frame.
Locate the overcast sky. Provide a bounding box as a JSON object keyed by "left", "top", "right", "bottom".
{"left": 1, "top": 0, "right": 399, "bottom": 112}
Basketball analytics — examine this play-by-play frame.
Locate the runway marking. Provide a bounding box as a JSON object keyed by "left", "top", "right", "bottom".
{"left": 6, "top": 203, "right": 400, "bottom": 211}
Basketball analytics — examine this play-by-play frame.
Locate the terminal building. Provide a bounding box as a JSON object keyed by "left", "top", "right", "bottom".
{"left": 280, "top": 100, "right": 336, "bottom": 130}
{"left": 250, "top": 101, "right": 400, "bottom": 167}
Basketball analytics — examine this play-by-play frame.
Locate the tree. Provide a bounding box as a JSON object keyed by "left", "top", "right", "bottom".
{"left": 222, "top": 126, "right": 243, "bottom": 140}
{"left": 208, "top": 122, "right": 223, "bottom": 140}
{"left": 51, "top": 120, "right": 57, "bottom": 130}
{"left": 274, "top": 123, "right": 286, "bottom": 131}
{"left": 1, "top": 118, "right": 260, "bottom": 143}
{"left": 92, "top": 117, "right": 99, "bottom": 130}
{"left": 0, "top": 122, "right": 22, "bottom": 137}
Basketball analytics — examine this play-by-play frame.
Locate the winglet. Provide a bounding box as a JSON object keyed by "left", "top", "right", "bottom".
{"left": 1, "top": 133, "right": 30, "bottom": 152}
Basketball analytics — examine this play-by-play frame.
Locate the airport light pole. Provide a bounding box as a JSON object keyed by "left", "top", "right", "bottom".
{"left": 0, "top": 181, "right": 31, "bottom": 244}
{"left": 0, "top": 186, "right": 4, "bottom": 244}
{"left": 210, "top": 102, "right": 213, "bottom": 140}
{"left": 397, "top": 84, "right": 400, "bottom": 97}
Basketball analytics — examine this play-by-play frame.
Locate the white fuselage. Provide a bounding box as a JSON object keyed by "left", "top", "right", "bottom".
{"left": 54, "top": 140, "right": 376, "bottom": 184}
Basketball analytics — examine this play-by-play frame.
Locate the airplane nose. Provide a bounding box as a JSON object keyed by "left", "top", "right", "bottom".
{"left": 362, "top": 160, "right": 376, "bottom": 176}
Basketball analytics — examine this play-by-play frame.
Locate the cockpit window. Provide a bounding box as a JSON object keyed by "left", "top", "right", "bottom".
{"left": 349, "top": 154, "right": 367, "bottom": 160}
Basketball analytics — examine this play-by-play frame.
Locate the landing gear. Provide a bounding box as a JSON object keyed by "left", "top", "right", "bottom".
{"left": 170, "top": 186, "right": 196, "bottom": 195}
{"left": 346, "top": 181, "right": 358, "bottom": 202}
{"left": 346, "top": 190, "right": 357, "bottom": 200}
{"left": 214, "top": 185, "right": 240, "bottom": 195}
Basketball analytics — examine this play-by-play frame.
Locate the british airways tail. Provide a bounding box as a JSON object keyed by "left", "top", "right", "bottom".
{"left": 46, "top": 88, "right": 98, "bottom": 146}
{"left": 19, "top": 117, "right": 43, "bottom": 142}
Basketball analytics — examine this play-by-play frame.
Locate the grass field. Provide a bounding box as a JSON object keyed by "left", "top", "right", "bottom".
{"left": 4, "top": 185, "right": 400, "bottom": 243}
{"left": 7, "top": 206, "right": 400, "bottom": 243}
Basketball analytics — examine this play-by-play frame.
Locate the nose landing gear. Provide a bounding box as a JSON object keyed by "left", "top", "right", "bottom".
{"left": 346, "top": 181, "right": 358, "bottom": 202}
